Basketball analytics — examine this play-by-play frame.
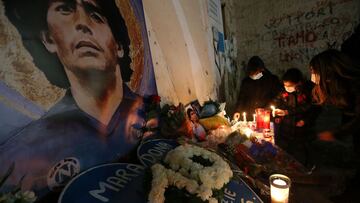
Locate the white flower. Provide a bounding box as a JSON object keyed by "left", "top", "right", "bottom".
{"left": 148, "top": 144, "right": 233, "bottom": 203}
{"left": 148, "top": 164, "right": 168, "bottom": 203}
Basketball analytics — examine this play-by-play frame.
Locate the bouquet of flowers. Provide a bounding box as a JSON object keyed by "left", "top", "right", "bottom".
{"left": 159, "top": 103, "right": 193, "bottom": 139}
{"left": 142, "top": 95, "right": 162, "bottom": 138}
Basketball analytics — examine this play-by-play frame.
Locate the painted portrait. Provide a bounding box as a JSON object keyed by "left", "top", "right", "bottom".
{"left": 0, "top": 0, "right": 156, "bottom": 198}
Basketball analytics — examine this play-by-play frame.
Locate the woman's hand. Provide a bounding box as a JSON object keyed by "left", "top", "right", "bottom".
{"left": 296, "top": 120, "right": 305, "bottom": 127}
{"left": 318, "top": 131, "right": 336, "bottom": 141}
{"left": 275, "top": 109, "right": 288, "bottom": 117}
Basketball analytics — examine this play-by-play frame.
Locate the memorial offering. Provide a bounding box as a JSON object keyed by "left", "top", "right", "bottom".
{"left": 145, "top": 144, "right": 233, "bottom": 203}
{"left": 220, "top": 130, "right": 307, "bottom": 178}
{"left": 269, "top": 174, "right": 291, "bottom": 203}
{"left": 138, "top": 139, "right": 264, "bottom": 203}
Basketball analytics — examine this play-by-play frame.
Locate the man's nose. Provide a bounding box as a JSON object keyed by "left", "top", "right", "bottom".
{"left": 74, "top": 6, "right": 93, "bottom": 35}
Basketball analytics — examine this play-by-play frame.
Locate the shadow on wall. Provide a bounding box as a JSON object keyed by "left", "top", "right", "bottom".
{"left": 218, "top": 60, "right": 246, "bottom": 115}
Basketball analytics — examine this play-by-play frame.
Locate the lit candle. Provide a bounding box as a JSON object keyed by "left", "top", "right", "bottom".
{"left": 255, "top": 108, "right": 264, "bottom": 130}
{"left": 244, "top": 128, "right": 253, "bottom": 138}
{"left": 253, "top": 114, "right": 256, "bottom": 122}
{"left": 271, "top": 106, "right": 276, "bottom": 117}
{"left": 263, "top": 110, "right": 271, "bottom": 129}
{"left": 242, "top": 112, "right": 247, "bottom": 122}
{"left": 233, "top": 112, "right": 240, "bottom": 122}
{"left": 269, "top": 174, "right": 291, "bottom": 203}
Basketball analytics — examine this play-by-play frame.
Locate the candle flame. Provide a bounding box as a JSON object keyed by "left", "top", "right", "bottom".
{"left": 273, "top": 179, "right": 287, "bottom": 186}
{"left": 244, "top": 128, "right": 252, "bottom": 138}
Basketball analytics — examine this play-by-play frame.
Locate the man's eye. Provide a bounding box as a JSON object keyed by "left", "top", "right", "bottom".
{"left": 55, "top": 4, "right": 74, "bottom": 14}
{"left": 90, "top": 12, "right": 106, "bottom": 23}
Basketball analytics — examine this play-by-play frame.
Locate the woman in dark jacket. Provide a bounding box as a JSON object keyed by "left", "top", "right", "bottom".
{"left": 309, "top": 50, "right": 360, "bottom": 200}
{"left": 235, "top": 56, "right": 282, "bottom": 119}
{"left": 310, "top": 50, "right": 360, "bottom": 144}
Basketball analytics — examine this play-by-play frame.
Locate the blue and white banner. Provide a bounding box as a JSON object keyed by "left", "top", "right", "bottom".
{"left": 59, "top": 163, "right": 146, "bottom": 203}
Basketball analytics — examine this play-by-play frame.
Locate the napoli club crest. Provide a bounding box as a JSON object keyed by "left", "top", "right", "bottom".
{"left": 47, "top": 157, "right": 81, "bottom": 191}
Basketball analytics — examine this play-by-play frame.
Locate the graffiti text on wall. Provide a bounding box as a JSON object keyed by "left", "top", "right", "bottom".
{"left": 262, "top": 0, "right": 357, "bottom": 64}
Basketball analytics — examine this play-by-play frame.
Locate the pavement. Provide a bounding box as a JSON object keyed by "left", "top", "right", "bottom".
{"left": 293, "top": 105, "right": 359, "bottom": 203}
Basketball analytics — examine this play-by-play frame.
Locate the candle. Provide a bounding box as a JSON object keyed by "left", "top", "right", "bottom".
{"left": 253, "top": 114, "right": 256, "bottom": 122}
{"left": 255, "top": 108, "right": 264, "bottom": 130}
{"left": 244, "top": 128, "right": 253, "bottom": 138}
{"left": 269, "top": 174, "right": 291, "bottom": 203}
{"left": 233, "top": 112, "right": 240, "bottom": 122}
{"left": 264, "top": 112, "right": 270, "bottom": 129}
{"left": 242, "top": 112, "right": 247, "bottom": 122}
{"left": 271, "top": 105, "right": 276, "bottom": 117}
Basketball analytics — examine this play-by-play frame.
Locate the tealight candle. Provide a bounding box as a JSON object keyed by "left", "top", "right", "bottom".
{"left": 271, "top": 105, "right": 276, "bottom": 117}
{"left": 269, "top": 174, "right": 291, "bottom": 203}
{"left": 233, "top": 112, "right": 240, "bottom": 122}
{"left": 242, "top": 112, "right": 247, "bottom": 122}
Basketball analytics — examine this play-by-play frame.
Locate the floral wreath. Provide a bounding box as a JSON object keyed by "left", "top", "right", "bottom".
{"left": 148, "top": 145, "right": 233, "bottom": 203}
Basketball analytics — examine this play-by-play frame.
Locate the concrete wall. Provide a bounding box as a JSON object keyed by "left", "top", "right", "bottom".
{"left": 222, "top": 0, "right": 360, "bottom": 113}
{"left": 235, "top": 0, "right": 359, "bottom": 76}
{"left": 143, "top": 0, "right": 223, "bottom": 106}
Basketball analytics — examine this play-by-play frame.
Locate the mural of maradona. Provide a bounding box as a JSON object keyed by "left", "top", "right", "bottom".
{"left": 0, "top": 0, "right": 156, "bottom": 198}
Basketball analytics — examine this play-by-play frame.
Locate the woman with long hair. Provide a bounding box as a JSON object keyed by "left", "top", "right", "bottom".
{"left": 310, "top": 49, "right": 360, "bottom": 142}
{"left": 310, "top": 49, "right": 360, "bottom": 200}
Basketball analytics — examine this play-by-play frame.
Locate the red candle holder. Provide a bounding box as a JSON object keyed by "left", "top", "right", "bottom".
{"left": 255, "top": 108, "right": 271, "bottom": 130}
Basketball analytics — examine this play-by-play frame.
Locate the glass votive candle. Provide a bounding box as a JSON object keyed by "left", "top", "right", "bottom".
{"left": 269, "top": 174, "right": 291, "bottom": 203}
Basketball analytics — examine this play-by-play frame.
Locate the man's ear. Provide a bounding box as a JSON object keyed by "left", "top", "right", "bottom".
{"left": 117, "top": 44, "right": 124, "bottom": 58}
{"left": 40, "top": 31, "right": 57, "bottom": 53}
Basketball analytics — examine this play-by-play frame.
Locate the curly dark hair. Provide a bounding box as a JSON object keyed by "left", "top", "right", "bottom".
{"left": 3, "top": 0, "right": 133, "bottom": 88}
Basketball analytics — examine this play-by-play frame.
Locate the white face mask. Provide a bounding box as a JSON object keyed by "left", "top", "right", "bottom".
{"left": 311, "top": 73, "right": 319, "bottom": 84}
{"left": 285, "top": 86, "right": 296, "bottom": 93}
{"left": 250, "top": 72, "right": 263, "bottom": 80}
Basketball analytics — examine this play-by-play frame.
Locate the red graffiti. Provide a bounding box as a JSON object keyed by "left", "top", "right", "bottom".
{"left": 264, "top": 1, "right": 334, "bottom": 29}
{"left": 279, "top": 51, "right": 302, "bottom": 62}
{"left": 274, "top": 30, "right": 317, "bottom": 48}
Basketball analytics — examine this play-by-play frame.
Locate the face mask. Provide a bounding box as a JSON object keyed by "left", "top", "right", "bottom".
{"left": 250, "top": 72, "right": 263, "bottom": 80}
{"left": 311, "top": 73, "right": 319, "bottom": 84}
{"left": 285, "top": 86, "right": 296, "bottom": 93}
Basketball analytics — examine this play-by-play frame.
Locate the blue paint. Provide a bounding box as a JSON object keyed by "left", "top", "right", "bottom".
{"left": 0, "top": 81, "right": 45, "bottom": 116}
{"left": 0, "top": 81, "right": 45, "bottom": 141}
{"left": 217, "top": 31, "right": 225, "bottom": 52}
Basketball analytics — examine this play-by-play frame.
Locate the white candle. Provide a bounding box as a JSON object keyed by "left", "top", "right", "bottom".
{"left": 271, "top": 106, "right": 276, "bottom": 117}
{"left": 242, "top": 112, "right": 247, "bottom": 122}
{"left": 273, "top": 179, "right": 287, "bottom": 186}
{"left": 233, "top": 112, "right": 240, "bottom": 122}
{"left": 253, "top": 114, "right": 256, "bottom": 122}
{"left": 244, "top": 128, "right": 253, "bottom": 138}
{"left": 269, "top": 174, "right": 291, "bottom": 203}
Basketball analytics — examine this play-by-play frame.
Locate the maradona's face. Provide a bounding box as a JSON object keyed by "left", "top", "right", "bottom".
{"left": 42, "top": 0, "right": 123, "bottom": 73}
